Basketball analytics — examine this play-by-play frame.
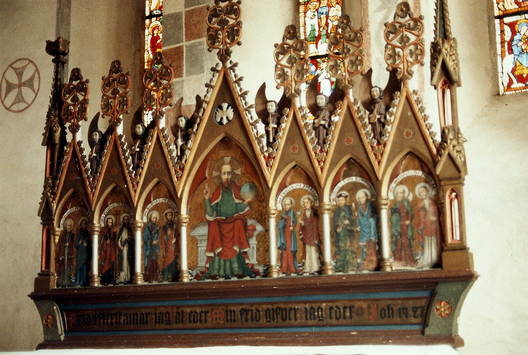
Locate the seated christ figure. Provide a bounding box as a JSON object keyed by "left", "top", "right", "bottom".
{"left": 202, "top": 161, "right": 255, "bottom": 279}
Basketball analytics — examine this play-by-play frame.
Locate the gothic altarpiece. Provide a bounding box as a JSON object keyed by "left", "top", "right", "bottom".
{"left": 31, "top": 0, "right": 476, "bottom": 349}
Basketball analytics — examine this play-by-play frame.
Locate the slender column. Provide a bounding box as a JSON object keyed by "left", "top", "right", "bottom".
{"left": 89, "top": 223, "right": 101, "bottom": 286}
{"left": 178, "top": 215, "right": 190, "bottom": 282}
{"left": 133, "top": 220, "right": 144, "bottom": 284}
{"left": 378, "top": 197, "right": 392, "bottom": 272}
{"left": 267, "top": 208, "right": 279, "bottom": 278}
{"left": 320, "top": 202, "right": 334, "bottom": 275}
{"left": 51, "top": 228, "right": 60, "bottom": 275}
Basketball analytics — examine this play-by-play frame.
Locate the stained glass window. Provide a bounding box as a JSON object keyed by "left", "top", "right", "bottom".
{"left": 299, "top": 0, "right": 342, "bottom": 105}
{"left": 494, "top": 0, "right": 528, "bottom": 94}
{"left": 144, "top": 0, "right": 163, "bottom": 125}
{"left": 145, "top": 0, "right": 163, "bottom": 69}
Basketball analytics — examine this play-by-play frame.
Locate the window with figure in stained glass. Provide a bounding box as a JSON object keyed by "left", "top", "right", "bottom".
{"left": 299, "top": 0, "right": 342, "bottom": 108}
{"left": 494, "top": 0, "right": 528, "bottom": 94}
{"left": 144, "top": 0, "right": 163, "bottom": 125}
{"left": 145, "top": 0, "right": 163, "bottom": 70}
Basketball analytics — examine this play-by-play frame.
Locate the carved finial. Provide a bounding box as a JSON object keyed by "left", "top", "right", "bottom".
{"left": 384, "top": 1, "right": 425, "bottom": 81}
{"left": 274, "top": 25, "right": 309, "bottom": 98}
{"left": 101, "top": 60, "right": 131, "bottom": 127}
{"left": 61, "top": 68, "right": 89, "bottom": 134}
{"left": 206, "top": 0, "right": 243, "bottom": 63}
{"left": 142, "top": 53, "right": 174, "bottom": 124}
{"left": 328, "top": 15, "right": 365, "bottom": 90}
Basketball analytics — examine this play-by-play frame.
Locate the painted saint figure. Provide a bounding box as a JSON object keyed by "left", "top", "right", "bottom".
{"left": 74, "top": 218, "right": 91, "bottom": 286}
{"left": 143, "top": 211, "right": 161, "bottom": 282}
{"left": 277, "top": 197, "right": 301, "bottom": 275}
{"left": 333, "top": 192, "right": 355, "bottom": 272}
{"left": 56, "top": 219, "right": 75, "bottom": 287}
{"left": 355, "top": 190, "right": 379, "bottom": 271}
{"left": 416, "top": 184, "right": 440, "bottom": 268}
{"left": 117, "top": 215, "right": 134, "bottom": 284}
{"left": 299, "top": 195, "right": 321, "bottom": 273}
{"left": 161, "top": 210, "right": 179, "bottom": 282}
{"left": 390, "top": 185, "right": 415, "bottom": 267}
{"left": 202, "top": 162, "right": 255, "bottom": 279}
{"left": 100, "top": 217, "right": 117, "bottom": 285}
{"left": 314, "top": 93, "right": 331, "bottom": 148}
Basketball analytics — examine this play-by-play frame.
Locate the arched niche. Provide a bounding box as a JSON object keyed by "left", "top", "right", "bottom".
{"left": 97, "top": 185, "right": 134, "bottom": 286}
{"left": 186, "top": 137, "right": 267, "bottom": 280}
{"left": 446, "top": 188, "right": 461, "bottom": 245}
{"left": 275, "top": 165, "right": 322, "bottom": 275}
{"left": 439, "top": 78, "right": 453, "bottom": 127}
{"left": 328, "top": 158, "right": 379, "bottom": 273}
{"left": 386, "top": 153, "right": 443, "bottom": 270}
{"left": 139, "top": 180, "right": 179, "bottom": 283}
{"left": 54, "top": 189, "right": 91, "bottom": 288}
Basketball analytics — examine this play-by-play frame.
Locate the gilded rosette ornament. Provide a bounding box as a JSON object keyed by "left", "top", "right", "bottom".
{"left": 384, "top": 2, "right": 425, "bottom": 81}
{"left": 328, "top": 15, "right": 365, "bottom": 90}
{"left": 61, "top": 68, "right": 89, "bottom": 133}
{"left": 101, "top": 60, "right": 131, "bottom": 127}
{"left": 206, "top": 0, "right": 243, "bottom": 63}
{"left": 142, "top": 52, "right": 174, "bottom": 122}
{"left": 274, "top": 25, "right": 310, "bottom": 98}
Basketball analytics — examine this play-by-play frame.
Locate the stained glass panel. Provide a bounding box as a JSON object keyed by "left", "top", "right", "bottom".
{"left": 494, "top": 0, "right": 528, "bottom": 94}
{"left": 145, "top": 0, "right": 163, "bottom": 69}
{"left": 299, "top": 0, "right": 342, "bottom": 57}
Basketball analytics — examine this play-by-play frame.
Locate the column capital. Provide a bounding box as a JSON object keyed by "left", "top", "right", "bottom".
{"left": 377, "top": 196, "right": 389, "bottom": 208}
{"left": 320, "top": 201, "right": 332, "bottom": 213}
{"left": 267, "top": 208, "right": 277, "bottom": 219}
{"left": 132, "top": 220, "right": 144, "bottom": 231}
{"left": 90, "top": 223, "right": 101, "bottom": 234}
{"left": 177, "top": 214, "right": 189, "bottom": 226}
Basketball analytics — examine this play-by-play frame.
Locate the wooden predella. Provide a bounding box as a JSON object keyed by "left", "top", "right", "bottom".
{"left": 30, "top": 0, "right": 477, "bottom": 349}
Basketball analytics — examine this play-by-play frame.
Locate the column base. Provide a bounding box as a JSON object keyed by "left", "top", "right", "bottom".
{"left": 321, "top": 261, "right": 334, "bottom": 275}
{"left": 380, "top": 259, "right": 393, "bottom": 272}
{"left": 179, "top": 269, "right": 190, "bottom": 282}
{"left": 268, "top": 265, "right": 280, "bottom": 278}
{"left": 90, "top": 275, "right": 100, "bottom": 287}
{"left": 133, "top": 272, "right": 144, "bottom": 285}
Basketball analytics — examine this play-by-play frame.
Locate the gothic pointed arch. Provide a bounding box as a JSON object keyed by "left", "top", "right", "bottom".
{"left": 185, "top": 137, "right": 267, "bottom": 279}
{"left": 386, "top": 152, "right": 443, "bottom": 270}
{"left": 322, "top": 97, "right": 377, "bottom": 183}
{"left": 379, "top": 89, "right": 438, "bottom": 182}
{"left": 54, "top": 139, "right": 92, "bottom": 210}
{"left": 180, "top": 65, "right": 269, "bottom": 193}
{"left": 134, "top": 126, "right": 179, "bottom": 204}
{"left": 91, "top": 132, "right": 135, "bottom": 211}
{"left": 326, "top": 158, "right": 379, "bottom": 273}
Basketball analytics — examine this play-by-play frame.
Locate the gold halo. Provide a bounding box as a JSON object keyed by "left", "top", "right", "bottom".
{"left": 212, "top": 157, "right": 241, "bottom": 186}
{"left": 516, "top": 19, "right": 528, "bottom": 33}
